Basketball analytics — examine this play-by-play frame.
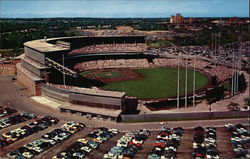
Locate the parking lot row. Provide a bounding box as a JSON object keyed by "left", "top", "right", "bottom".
{"left": 104, "top": 129, "right": 150, "bottom": 159}
{"left": 148, "top": 127, "right": 184, "bottom": 159}
{"left": 0, "top": 106, "right": 17, "bottom": 119}
{"left": 53, "top": 127, "right": 119, "bottom": 159}
{"left": 192, "top": 126, "right": 219, "bottom": 159}
{"left": 0, "top": 116, "right": 59, "bottom": 148}
{"left": 225, "top": 123, "right": 250, "bottom": 158}
{"left": 0, "top": 112, "right": 37, "bottom": 130}
{"left": 6, "top": 121, "right": 85, "bottom": 159}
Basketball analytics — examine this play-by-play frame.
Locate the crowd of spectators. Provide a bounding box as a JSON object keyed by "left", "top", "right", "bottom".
{"left": 150, "top": 41, "right": 250, "bottom": 67}
{"left": 74, "top": 58, "right": 209, "bottom": 71}
{"left": 74, "top": 57, "right": 233, "bottom": 82}
{"left": 74, "top": 59, "right": 150, "bottom": 71}
{"left": 68, "top": 43, "right": 148, "bottom": 55}
{"left": 68, "top": 40, "right": 249, "bottom": 83}
{"left": 207, "top": 66, "right": 233, "bottom": 81}
{"left": 152, "top": 58, "right": 209, "bottom": 69}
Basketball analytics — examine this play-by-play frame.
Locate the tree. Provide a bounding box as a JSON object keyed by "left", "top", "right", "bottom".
{"left": 231, "top": 73, "right": 247, "bottom": 92}
{"left": 238, "top": 73, "right": 247, "bottom": 91}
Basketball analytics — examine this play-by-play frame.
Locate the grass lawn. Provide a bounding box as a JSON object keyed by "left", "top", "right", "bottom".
{"left": 97, "top": 71, "right": 122, "bottom": 78}
{"left": 80, "top": 70, "right": 95, "bottom": 78}
{"left": 101, "top": 68, "right": 208, "bottom": 99}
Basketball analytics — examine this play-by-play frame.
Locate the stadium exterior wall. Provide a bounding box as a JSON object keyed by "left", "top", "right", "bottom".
{"left": 25, "top": 47, "right": 46, "bottom": 65}
{"left": 17, "top": 64, "right": 43, "bottom": 96}
{"left": 41, "top": 83, "right": 69, "bottom": 101}
{"left": 121, "top": 111, "right": 250, "bottom": 122}
{"left": 21, "top": 60, "right": 46, "bottom": 77}
{"left": 41, "top": 83, "right": 124, "bottom": 110}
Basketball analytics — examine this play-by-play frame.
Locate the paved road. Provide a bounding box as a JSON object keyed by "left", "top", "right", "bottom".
{"left": 0, "top": 75, "right": 249, "bottom": 131}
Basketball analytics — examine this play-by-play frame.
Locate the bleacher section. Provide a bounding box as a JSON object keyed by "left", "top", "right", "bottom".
{"left": 68, "top": 43, "right": 148, "bottom": 55}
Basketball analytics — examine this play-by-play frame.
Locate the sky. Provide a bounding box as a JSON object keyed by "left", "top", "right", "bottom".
{"left": 0, "top": 0, "right": 249, "bottom": 18}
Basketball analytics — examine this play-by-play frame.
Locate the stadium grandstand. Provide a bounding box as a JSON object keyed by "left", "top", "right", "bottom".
{"left": 16, "top": 35, "right": 248, "bottom": 121}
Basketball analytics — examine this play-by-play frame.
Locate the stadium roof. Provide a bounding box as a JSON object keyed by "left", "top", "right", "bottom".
{"left": 24, "top": 35, "right": 146, "bottom": 53}
{"left": 24, "top": 39, "right": 69, "bottom": 53}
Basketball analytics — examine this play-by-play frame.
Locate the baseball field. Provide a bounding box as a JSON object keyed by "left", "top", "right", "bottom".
{"left": 81, "top": 67, "right": 209, "bottom": 99}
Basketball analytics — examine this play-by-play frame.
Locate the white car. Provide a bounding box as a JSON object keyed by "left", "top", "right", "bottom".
{"left": 73, "top": 152, "right": 85, "bottom": 158}
{"left": 193, "top": 142, "right": 205, "bottom": 149}
{"left": 224, "top": 124, "right": 233, "bottom": 128}
{"left": 32, "top": 146, "right": 44, "bottom": 153}
{"left": 109, "top": 129, "right": 119, "bottom": 135}
{"left": 22, "top": 152, "right": 34, "bottom": 159}
{"left": 165, "top": 146, "right": 177, "bottom": 152}
{"left": 206, "top": 154, "right": 219, "bottom": 159}
{"left": 103, "top": 153, "right": 118, "bottom": 159}
{"left": 117, "top": 141, "right": 128, "bottom": 147}
{"left": 81, "top": 146, "right": 93, "bottom": 153}
{"left": 132, "top": 138, "right": 143, "bottom": 144}
{"left": 78, "top": 138, "right": 88, "bottom": 144}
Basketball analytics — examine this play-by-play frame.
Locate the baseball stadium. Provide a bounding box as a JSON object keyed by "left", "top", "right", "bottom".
{"left": 16, "top": 36, "right": 244, "bottom": 121}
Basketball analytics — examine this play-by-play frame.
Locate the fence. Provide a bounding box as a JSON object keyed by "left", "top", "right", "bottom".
{"left": 121, "top": 111, "right": 249, "bottom": 122}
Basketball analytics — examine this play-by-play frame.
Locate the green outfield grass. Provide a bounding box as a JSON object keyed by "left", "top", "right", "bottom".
{"left": 97, "top": 71, "right": 122, "bottom": 78}
{"left": 101, "top": 68, "right": 208, "bottom": 99}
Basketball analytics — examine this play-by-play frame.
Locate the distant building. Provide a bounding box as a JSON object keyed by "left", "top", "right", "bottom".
{"left": 186, "top": 17, "right": 198, "bottom": 24}
{"left": 0, "top": 58, "right": 21, "bottom": 75}
{"left": 229, "top": 17, "right": 240, "bottom": 24}
{"left": 170, "top": 13, "right": 184, "bottom": 24}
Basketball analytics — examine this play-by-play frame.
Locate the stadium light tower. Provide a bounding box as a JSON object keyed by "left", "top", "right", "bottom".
{"left": 237, "top": 41, "right": 242, "bottom": 93}
{"left": 231, "top": 49, "right": 235, "bottom": 96}
{"left": 63, "top": 53, "right": 66, "bottom": 86}
{"left": 236, "top": 36, "right": 243, "bottom": 93}
{"left": 235, "top": 49, "right": 238, "bottom": 94}
{"left": 177, "top": 48, "right": 180, "bottom": 109}
{"left": 185, "top": 48, "right": 188, "bottom": 108}
{"left": 234, "top": 49, "right": 237, "bottom": 95}
{"left": 193, "top": 53, "right": 196, "bottom": 107}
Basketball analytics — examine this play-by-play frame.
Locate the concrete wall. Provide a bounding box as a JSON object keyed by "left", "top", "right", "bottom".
{"left": 25, "top": 47, "right": 45, "bottom": 65}
{"left": 41, "top": 83, "right": 69, "bottom": 101}
{"left": 41, "top": 84, "right": 123, "bottom": 109}
{"left": 121, "top": 111, "right": 250, "bottom": 121}
{"left": 21, "top": 61, "right": 45, "bottom": 77}
{"left": 68, "top": 93, "right": 122, "bottom": 106}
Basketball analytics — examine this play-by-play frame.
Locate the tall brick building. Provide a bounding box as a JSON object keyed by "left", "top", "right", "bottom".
{"left": 170, "top": 13, "right": 184, "bottom": 24}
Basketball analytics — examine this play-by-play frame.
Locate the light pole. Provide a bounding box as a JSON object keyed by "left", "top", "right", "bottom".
{"left": 193, "top": 54, "right": 196, "bottom": 107}
{"left": 63, "top": 53, "right": 66, "bottom": 86}
{"left": 177, "top": 49, "right": 180, "bottom": 109}
{"left": 185, "top": 53, "right": 188, "bottom": 108}
{"left": 209, "top": 104, "right": 212, "bottom": 119}
{"left": 231, "top": 50, "right": 234, "bottom": 96}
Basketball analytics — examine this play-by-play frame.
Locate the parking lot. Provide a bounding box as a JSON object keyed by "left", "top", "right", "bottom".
{"left": 37, "top": 127, "right": 94, "bottom": 159}
{"left": 133, "top": 131, "right": 159, "bottom": 159}
{"left": 86, "top": 132, "right": 124, "bottom": 159}
{"left": 0, "top": 121, "right": 66, "bottom": 156}
{"left": 0, "top": 103, "right": 249, "bottom": 159}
